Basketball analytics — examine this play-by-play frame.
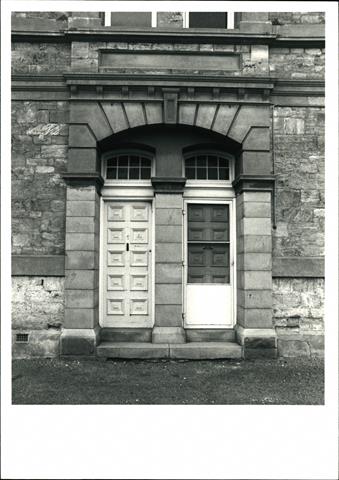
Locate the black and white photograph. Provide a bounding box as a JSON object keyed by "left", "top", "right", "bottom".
{"left": 1, "top": 1, "right": 338, "bottom": 479}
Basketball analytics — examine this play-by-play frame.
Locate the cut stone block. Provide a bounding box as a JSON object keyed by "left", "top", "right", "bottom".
{"left": 64, "top": 308, "right": 98, "bottom": 329}
{"left": 65, "top": 233, "right": 98, "bottom": 251}
{"left": 65, "top": 289, "right": 98, "bottom": 309}
{"left": 170, "top": 342, "right": 242, "bottom": 360}
{"left": 152, "top": 326, "right": 186, "bottom": 344}
{"left": 155, "top": 243, "right": 182, "bottom": 263}
{"left": 154, "top": 305, "right": 183, "bottom": 327}
{"left": 236, "top": 306, "right": 273, "bottom": 328}
{"left": 155, "top": 263, "right": 182, "bottom": 284}
{"left": 96, "top": 342, "right": 170, "bottom": 359}
{"left": 237, "top": 253, "right": 272, "bottom": 271}
{"left": 60, "top": 327, "right": 100, "bottom": 356}
{"left": 66, "top": 216, "right": 97, "bottom": 234}
{"left": 156, "top": 225, "right": 182, "bottom": 243}
{"left": 155, "top": 284, "right": 182, "bottom": 305}
{"left": 65, "top": 269, "right": 98, "bottom": 290}
{"left": 66, "top": 186, "right": 96, "bottom": 201}
{"left": 239, "top": 218, "right": 272, "bottom": 236}
{"left": 65, "top": 251, "right": 98, "bottom": 270}
{"left": 66, "top": 201, "right": 96, "bottom": 217}
{"left": 155, "top": 208, "right": 182, "bottom": 226}
{"left": 238, "top": 289, "right": 272, "bottom": 309}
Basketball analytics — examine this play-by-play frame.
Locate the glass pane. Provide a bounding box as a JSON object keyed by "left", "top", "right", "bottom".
{"left": 140, "top": 167, "right": 151, "bottom": 179}
{"left": 197, "top": 155, "right": 206, "bottom": 167}
{"left": 140, "top": 157, "right": 151, "bottom": 167}
{"left": 189, "top": 12, "right": 227, "bottom": 28}
{"left": 129, "top": 168, "right": 140, "bottom": 179}
{"left": 117, "top": 167, "right": 128, "bottom": 179}
{"left": 130, "top": 156, "right": 139, "bottom": 166}
{"left": 187, "top": 243, "right": 230, "bottom": 284}
{"left": 185, "top": 157, "right": 195, "bottom": 167}
{"left": 208, "top": 168, "right": 218, "bottom": 180}
{"left": 106, "top": 168, "right": 117, "bottom": 179}
{"left": 107, "top": 158, "right": 117, "bottom": 167}
{"left": 207, "top": 156, "right": 218, "bottom": 167}
{"left": 219, "top": 168, "right": 229, "bottom": 180}
{"left": 197, "top": 167, "right": 207, "bottom": 179}
{"left": 219, "top": 157, "right": 228, "bottom": 167}
{"left": 118, "top": 156, "right": 128, "bottom": 166}
{"left": 185, "top": 167, "right": 196, "bottom": 179}
{"left": 188, "top": 204, "right": 229, "bottom": 241}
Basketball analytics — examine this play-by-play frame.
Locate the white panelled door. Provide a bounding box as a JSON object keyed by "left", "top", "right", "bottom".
{"left": 185, "top": 202, "right": 234, "bottom": 327}
{"left": 102, "top": 201, "right": 152, "bottom": 327}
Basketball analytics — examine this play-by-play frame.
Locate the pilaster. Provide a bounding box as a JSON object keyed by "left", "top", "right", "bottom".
{"left": 61, "top": 183, "right": 101, "bottom": 355}
{"left": 234, "top": 178, "right": 277, "bottom": 358}
{"left": 151, "top": 177, "right": 186, "bottom": 343}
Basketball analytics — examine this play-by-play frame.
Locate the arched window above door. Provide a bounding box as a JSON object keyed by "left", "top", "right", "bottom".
{"left": 183, "top": 147, "right": 234, "bottom": 184}
{"left": 102, "top": 145, "right": 155, "bottom": 182}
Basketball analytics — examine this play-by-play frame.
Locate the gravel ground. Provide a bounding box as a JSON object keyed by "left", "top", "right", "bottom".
{"left": 12, "top": 356, "right": 324, "bottom": 405}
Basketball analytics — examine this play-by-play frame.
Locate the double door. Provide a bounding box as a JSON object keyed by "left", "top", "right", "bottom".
{"left": 101, "top": 199, "right": 234, "bottom": 329}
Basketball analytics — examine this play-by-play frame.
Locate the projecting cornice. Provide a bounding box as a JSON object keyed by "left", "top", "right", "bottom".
{"left": 11, "top": 74, "right": 325, "bottom": 100}
{"left": 11, "top": 27, "right": 325, "bottom": 48}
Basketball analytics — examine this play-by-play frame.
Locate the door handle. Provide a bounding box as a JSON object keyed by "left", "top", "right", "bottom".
{"left": 126, "top": 243, "right": 129, "bottom": 251}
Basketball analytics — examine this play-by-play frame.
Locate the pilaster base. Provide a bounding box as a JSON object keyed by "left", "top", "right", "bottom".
{"left": 60, "top": 326, "right": 100, "bottom": 356}
{"left": 152, "top": 326, "right": 186, "bottom": 344}
{"left": 236, "top": 325, "right": 277, "bottom": 359}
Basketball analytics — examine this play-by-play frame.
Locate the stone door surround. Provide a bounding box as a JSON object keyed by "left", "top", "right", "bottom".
{"left": 61, "top": 91, "right": 277, "bottom": 358}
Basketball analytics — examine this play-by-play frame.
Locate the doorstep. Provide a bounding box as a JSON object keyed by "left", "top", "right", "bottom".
{"left": 96, "top": 341, "right": 242, "bottom": 360}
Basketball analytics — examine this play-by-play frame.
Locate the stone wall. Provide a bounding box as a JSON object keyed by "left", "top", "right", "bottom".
{"left": 269, "top": 47, "right": 325, "bottom": 79}
{"left": 273, "top": 107, "right": 325, "bottom": 258}
{"left": 157, "top": 12, "right": 183, "bottom": 28}
{"left": 12, "top": 276, "right": 64, "bottom": 358}
{"left": 12, "top": 101, "right": 68, "bottom": 255}
{"left": 268, "top": 12, "right": 325, "bottom": 25}
{"left": 12, "top": 42, "right": 71, "bottom": 74}
{"left": 273, "top": 278, "right": 324, "bottom": 356}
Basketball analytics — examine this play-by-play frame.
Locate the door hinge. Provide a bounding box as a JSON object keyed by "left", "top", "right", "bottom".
{"left": 182, "top": 209, "right": 185, "bottom": 215}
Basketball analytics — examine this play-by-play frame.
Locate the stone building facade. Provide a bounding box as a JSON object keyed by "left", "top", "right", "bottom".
{"left": 11, "top": 11, "right": 325, "bottom": 359}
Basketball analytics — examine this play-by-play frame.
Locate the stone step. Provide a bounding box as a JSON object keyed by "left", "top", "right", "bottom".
{"left": 186, "top": 328, "right": 236, "bottom": 343}
{"left": 96, "top": 341, "right": 242, "bottom": 360}
{"left": 100, "top": 328, "right": 152, "bottom": 343}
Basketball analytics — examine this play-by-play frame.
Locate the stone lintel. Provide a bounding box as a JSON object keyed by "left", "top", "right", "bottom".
{"left": 152, "top": 176, "right": 186, "bottom": 194}
{"left": 233, "top": 174, "right": 275, "bottom": 195}
{"left": 63, "top": 173, "right": 104, "bottom": 194}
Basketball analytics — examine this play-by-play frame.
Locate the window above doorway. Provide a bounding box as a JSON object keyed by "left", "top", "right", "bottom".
{"left": 103, "top": 11, "right": 235, "bottom": 29}
{"left": 185, "top": 154, "right": 230, "bottom": 181}
{"left": 183, "top": 148, "right": 234, "bottom": 185}
{"left": 103, "top": 148, "right": 154, "bottom": 183}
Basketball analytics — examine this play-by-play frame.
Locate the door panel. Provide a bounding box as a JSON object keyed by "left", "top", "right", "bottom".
{"left": 185, "top": 203, "right": 234, "bottom": 327}
{"left": 102, "top": 201, "right": 152, "bottom": 327}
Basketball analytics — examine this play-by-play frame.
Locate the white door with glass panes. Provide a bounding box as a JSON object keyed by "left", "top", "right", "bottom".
{"left": 185, "top": 202, "right": 234, "bottom": 327}
{"left": 102, "top": 201, "right": 152, "bottom": 328}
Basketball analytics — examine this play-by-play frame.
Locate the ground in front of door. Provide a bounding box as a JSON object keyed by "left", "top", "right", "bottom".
{"left": 12, "top": 357, "right": 323, "bottom": 405}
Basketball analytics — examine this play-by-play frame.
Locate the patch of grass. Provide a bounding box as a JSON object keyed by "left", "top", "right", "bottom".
{"left": 12, "top": 356, "right": 324, "bottom": 405}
